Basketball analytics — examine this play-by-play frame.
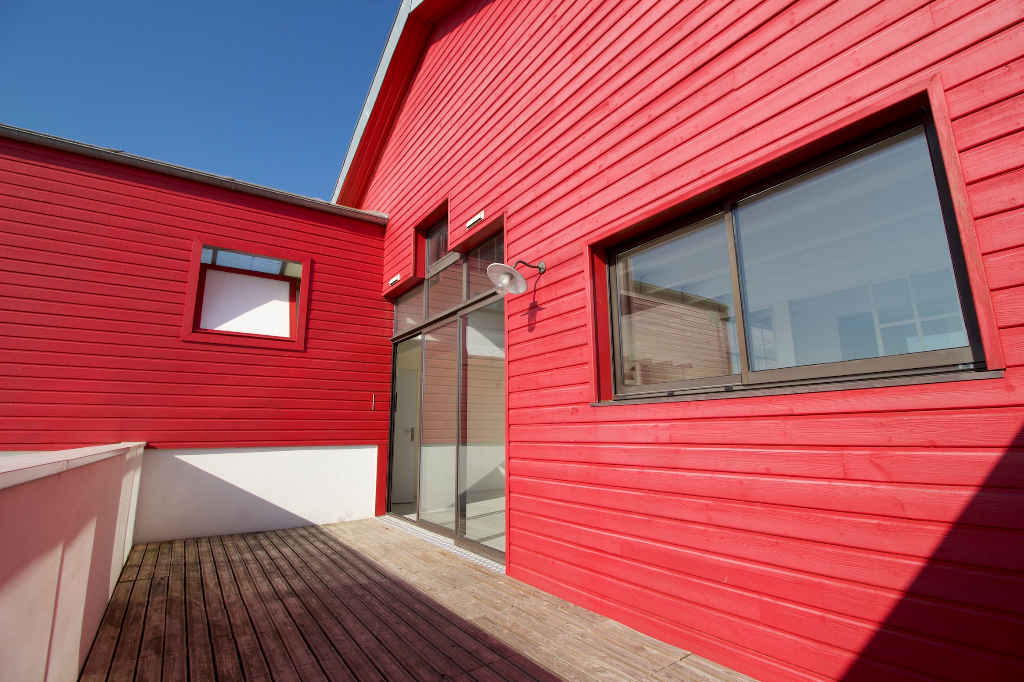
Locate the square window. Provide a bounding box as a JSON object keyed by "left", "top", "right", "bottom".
{"left": 181, "top": 238, "right": 310, "bottom": 350}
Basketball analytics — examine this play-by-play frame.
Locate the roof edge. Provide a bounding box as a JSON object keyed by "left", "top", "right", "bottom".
{"left": 331, "top": 0, "right": 413, "bottom": 205}
{"left": 0, "top": 122, "right": 388, "bottom": 225}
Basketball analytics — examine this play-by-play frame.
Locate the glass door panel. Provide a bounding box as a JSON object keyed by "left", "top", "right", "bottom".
{"left": 460, "top": 299, "right": 506, "bottom": 553}
{"left": 419, "top": 320, "right": 459, "bottom": 531}
{"left": 389, "top": 336, "right": 422, "bottom": 519}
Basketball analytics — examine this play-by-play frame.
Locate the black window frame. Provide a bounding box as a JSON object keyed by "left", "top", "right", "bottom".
{"left": 607, "top": 114, "right": 984, "bottom": 400}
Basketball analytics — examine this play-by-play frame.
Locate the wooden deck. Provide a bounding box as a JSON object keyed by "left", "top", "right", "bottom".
{"left": 80, "top": 518, "right": 756, "bottom": 682}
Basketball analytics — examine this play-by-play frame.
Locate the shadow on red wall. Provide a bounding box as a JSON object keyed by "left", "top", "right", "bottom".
{"left": 840, "top": 437, "right": 1024, "bottom": 681}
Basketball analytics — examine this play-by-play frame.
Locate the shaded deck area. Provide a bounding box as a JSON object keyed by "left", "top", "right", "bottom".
{"left": 80, "top": 518, "right": 754, "bottom": 682}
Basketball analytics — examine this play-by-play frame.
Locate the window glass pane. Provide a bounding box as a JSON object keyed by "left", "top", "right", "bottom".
{"left": 468, "top": 233, "right": 504, "bottom": 298}
{"left": 216, "top": 250, "right": 254, "bottom": 270}
{"left": 616, "top": 217, "right": 739, "bottom": 388}
{"left": 461, "top": 299, "right": 506, "bottom": 553}
{"left": 394, "top": 284, "right": 425, "bottom": 334}
{"left": 733, "top": 128, "right": 968, "bottom": 371}
{"left": 426, "top": 219, "right": 449, "bottom": 268}
{"left": 250, "top": 256, "right": 283, "bottom": 275}
{"left": 419, "top": 320, "right": 458, "bottom": 531}
{"left": 207, "top": 247, "right": 301, "bottom": 280}
{"left": 427, "top": 260, "right": 464, "bottom": 319}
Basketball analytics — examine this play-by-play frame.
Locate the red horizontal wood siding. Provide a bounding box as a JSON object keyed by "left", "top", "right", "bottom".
{"left": 0, "top": 136, "right": 392, "bottom": 451}
{"left": 358, "top": 1, "right": 1024, "bottom": 681}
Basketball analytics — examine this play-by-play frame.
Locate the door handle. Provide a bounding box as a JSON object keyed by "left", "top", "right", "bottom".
{"left": 405, "top": 426, "right": 415, "bottom": 442}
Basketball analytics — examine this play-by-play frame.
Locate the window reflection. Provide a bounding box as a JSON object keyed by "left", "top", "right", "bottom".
{"left": 461, "top": 299, "right": 506, "bottom": 552}
{"left": 616, "top": 216, "right": 739, "bottom": 387}
{"left": 468, "top": 233, "right": 504, "bottom": 299}
{"left": 419, "top": 320, "right": 459, "bottom": 531}
{"left": 394, "top": 284, "right": 425, "bottom": 334}
{"left": 734, "top": 129, "right": 968, "bottom": 371}
{"left": 425, "top": 219, "right": 449, "bottom": 268}
{"left": 427, "top": 261, "right": 464, "bottom": 319}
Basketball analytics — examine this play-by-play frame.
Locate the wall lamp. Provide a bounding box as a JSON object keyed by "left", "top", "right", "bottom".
{"left": 486, "top": 259, "right": 546, "bottom": 296}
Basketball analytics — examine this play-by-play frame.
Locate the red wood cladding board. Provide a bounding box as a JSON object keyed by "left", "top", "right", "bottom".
{"left": 357, "top": 1, "right": 1024, "bottom": 681}
{"left": 0, "top": 137, "right": 393, "bottom": 450}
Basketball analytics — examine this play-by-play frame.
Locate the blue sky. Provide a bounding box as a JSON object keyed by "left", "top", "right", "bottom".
{"left": 0, "top": 1, "right": 397, "bottom": 200}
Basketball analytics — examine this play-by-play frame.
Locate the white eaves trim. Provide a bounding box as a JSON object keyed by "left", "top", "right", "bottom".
{"left": 331, "top": 0, "right": 414, "bottom": 204}
{"left": 0, "top": 442, "right": 146, "bottom": 491}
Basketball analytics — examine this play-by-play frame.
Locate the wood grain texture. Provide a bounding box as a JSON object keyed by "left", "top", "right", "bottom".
{"left": 79, "top": 519, "right": 750, "bottom": 682}
{"left": 359, "top": 1, "right": 1024, "bottom": 681}
{"left": 0, "top": 136, "right": 392, "bottom": 450}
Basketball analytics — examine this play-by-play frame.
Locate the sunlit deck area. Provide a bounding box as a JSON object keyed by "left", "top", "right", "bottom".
{"left": 79, "top": 518, "right": 753, "bottom": 682}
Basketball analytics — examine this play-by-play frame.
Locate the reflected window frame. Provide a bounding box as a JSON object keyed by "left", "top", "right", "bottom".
{"left": 606, "top": 115, "right": 983, "bottom": 399}
{"left": 609, "top": 213, "right": 743, "bottom": 395}
{"left": 393, "top": 229, "right": 507, "bottom": 338}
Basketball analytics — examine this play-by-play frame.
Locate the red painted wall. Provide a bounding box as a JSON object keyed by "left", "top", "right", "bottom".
{"left": 358, "top": 1, "right": 1024, "bottom": 681}
{"left": 0, "top": 136, "right": 392, "bottom": 455}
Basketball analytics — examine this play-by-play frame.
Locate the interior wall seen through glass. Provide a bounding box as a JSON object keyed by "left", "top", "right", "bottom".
{"left": 733, "top": 128, "right": 968, "bottom": 371}
{"left": 616, "top": 216, "right": 740, "bottom": 388}
{"left": 461, "top": 299, "right": 506, "bottom": 552}
{"left": 418, "top": 320, "right": 459, "bottom": 531}
{"left": 390, "top": 336, "right": 422, "bottom": 520}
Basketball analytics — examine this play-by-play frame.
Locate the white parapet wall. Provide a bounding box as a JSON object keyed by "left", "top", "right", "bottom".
{"left": 132, "top": 445, "right": 379, "bottom": 544}
{"left": 0, "top": 442, "right": 145, "bottom": 682}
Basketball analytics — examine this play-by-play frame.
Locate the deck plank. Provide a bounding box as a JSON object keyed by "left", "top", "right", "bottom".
{"left": 107, "top": 577, "right": 150, "bottom": 682}
{"left": 184, "top": 538, "right": 216, "bottom": 682}
{"left": 273, "top": 528, "right": 438, "bottom": 682}
{"left": 224, "top": 534, "right": 307, "bottom": 678}
{"left": 79, "top": 581, "right": 132, "bottom": 682}
{"left": 303, "top": 526, "right": 504, "bottom": 669}
{"left": 161, "top": 539, "right": 187, "bottom": 682}
{"left": 82, "top": 519, "right": 755, "bottom": 682}
{"left": 209, "top": 535, "right": 271, "bottom": 680}
{"left": 197, "top": 537, "right": 244, "bottom": 682}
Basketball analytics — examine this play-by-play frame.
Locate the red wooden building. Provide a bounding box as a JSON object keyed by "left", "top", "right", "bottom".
{"left": 2, "top": 1, "right": 1024, "bottom": 681}
{"left": 332, "top": 1, "right": 1024, "bottom": 681}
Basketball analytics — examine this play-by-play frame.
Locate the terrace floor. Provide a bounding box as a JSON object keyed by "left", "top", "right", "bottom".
{"left": 80, "top": 518, "right": 755, "bottom": 682}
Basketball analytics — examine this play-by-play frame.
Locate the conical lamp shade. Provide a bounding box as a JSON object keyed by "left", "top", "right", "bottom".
{"left": 486, "top": 263, "right": 528, "bottom": 295}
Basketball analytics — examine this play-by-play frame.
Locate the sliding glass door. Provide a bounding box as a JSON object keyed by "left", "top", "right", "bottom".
{"left": 387, "top": 295, "right": 506, "bottom": 560}
{"left": 387, "top": 231, "right": 507, "bottom": 560}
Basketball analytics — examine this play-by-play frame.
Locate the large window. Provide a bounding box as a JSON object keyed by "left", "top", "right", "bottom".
{"left": 609, "top": 125, "right": 978, "bottom": 397}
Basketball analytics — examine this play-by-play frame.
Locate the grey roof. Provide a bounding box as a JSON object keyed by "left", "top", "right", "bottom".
{"left": 331, "top": 0, "right": 413, "bottom": 204}
{"left": 0, "top": 122, "right": 388, "bottom": 225}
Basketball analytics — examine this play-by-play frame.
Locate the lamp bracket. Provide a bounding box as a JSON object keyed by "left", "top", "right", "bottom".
{"left": 513, "top": 259, "right": 546, "bottom": 274}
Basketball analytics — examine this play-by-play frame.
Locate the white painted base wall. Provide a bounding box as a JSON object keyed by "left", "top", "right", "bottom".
{"left": 133, "top": 445, "right": 378, "bottom": 543}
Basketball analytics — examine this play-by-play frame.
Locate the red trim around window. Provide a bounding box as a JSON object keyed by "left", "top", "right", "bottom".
{"left": 181, "top": 236, "right": 312, "bottom": 351}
